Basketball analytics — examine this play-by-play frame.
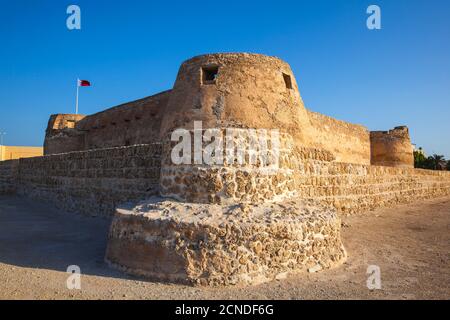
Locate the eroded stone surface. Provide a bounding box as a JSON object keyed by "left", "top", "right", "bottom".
{"left": 105, "top": 197, "right": 346, "bottom": 286}
{"left": 160, "top": 130, "right": 297, "bottom": 204}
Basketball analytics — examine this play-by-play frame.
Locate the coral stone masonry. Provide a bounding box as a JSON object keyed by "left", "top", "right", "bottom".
{"left": 1, "top": 53, "right": 450, "bottom": 286}
{"left": 106, "top": 198, "right": 346, "bottom": 286}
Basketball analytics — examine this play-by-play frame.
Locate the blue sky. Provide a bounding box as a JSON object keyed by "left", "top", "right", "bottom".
{"left": 0, "top": 0, "right": 449, "bottom": 157}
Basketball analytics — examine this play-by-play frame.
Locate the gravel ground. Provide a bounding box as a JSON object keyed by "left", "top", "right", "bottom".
{"left": 0, "top": 195, "right": 449, "bottom": 300}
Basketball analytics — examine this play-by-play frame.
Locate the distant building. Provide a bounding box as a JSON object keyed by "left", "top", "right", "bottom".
{"left": 0, "top": 145, "right": 43, "bottom": 161}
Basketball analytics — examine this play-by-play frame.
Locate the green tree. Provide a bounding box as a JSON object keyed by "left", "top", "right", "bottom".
{"left": 413, "top": 149, "right": 427, "bottom": 169}
{"left": 412, "top": 147, "right": 447, "bottom": 170}
{"left": 430, "top": 154, "right": 446, "bottom": 170}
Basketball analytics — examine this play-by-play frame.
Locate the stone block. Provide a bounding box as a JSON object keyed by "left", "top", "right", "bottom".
{"left": 105, "top": 197, "right": 347, "bottom": 286}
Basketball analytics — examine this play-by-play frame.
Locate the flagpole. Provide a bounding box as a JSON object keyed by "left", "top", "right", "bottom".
{"left": 76, "top": 78, "right": 79, "bottom": 114}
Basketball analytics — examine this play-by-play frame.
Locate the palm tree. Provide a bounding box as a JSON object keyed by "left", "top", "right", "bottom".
{"left": 430, "top": 154, "right": 446, "bottom": 170}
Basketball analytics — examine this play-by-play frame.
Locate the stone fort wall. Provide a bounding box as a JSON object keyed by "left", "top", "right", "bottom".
{"left": 0, "top": 160, "right": 18, "bottom": 194}
{"left": 44, "top": 114, "right": 87, "bottom": 155}
{"left": 44, "top": 91, "right": 171, "bottom": 155}
{"left": 292, "top": 148, "right": 450, "bottom": 213}
{"left": 158, "top": 131, "right": 450, "bottom": 214}
{"left": 1, "top": 141, "right": 449, "bottom": 216}
{"left": 0, "top": 144, "right": 162, "bottom": 216}
{"left": 306, "top": 110, "right": 371, "bottom": 165}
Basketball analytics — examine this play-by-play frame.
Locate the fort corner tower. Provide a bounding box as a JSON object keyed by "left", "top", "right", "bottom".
{"left": 160, "top": 53, "right": 312, "bottom": 144}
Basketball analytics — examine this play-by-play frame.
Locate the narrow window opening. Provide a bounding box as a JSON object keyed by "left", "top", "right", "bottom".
{"left": 202, "top": 66, "right": 219, "bottom": 85}
{"left": 283, "top": 73, "right": 293, "bottom": 89}
{"left": 66, "top": 120, "right": 76, "bottom": 128}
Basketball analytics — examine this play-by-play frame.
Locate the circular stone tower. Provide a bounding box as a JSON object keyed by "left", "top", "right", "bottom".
{"left": 159, "top": 53, "right": 313, "bottom": 145}
{"left": 105, "top": 53, "right": 347, "bottom": 286}
{"left": 370, "top": 126, "right": 414, "bottom": 168}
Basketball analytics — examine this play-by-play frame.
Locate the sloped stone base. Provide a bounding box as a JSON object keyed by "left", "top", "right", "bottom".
{"left": 105, "top": 198, "right": 346, "bottom": 286}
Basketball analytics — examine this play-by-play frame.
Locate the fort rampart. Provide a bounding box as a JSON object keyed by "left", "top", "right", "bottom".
{"left": 306, "top": 111, "right": 370, "bottom": 165}
{"left": 0, "top": 144, "right": 161, "bottom": 216}
{"left": 1, "top": 141, "right": 449, "bottom": 216}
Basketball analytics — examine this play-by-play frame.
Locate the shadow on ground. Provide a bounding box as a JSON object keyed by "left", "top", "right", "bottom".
{"left": 0, "top": 195, "right": 133, "bottom": 281}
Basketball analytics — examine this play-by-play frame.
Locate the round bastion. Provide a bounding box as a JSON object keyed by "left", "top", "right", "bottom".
{"left": 159, "top": 130, "right": 298, "bottom": 204}
{"left": 105, "top": 198, "right": 346, "bottom": 286}
{"left": 159, "top": 53, "right": 313, "bottom": 145}
{"left": 370, "top": 126, "right": 414, "bottom": 168}
{"left": 105, "top": 53, "right": 347, "bottom": 286}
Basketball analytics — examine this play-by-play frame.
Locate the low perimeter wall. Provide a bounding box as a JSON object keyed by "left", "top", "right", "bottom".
{"left": 291, "top": 148, "right": 450, "bottom": 213}
{"left": 0, "top": 144, "right": 162, "bottom": 216}
{"left": 0, "top": 143, "right": 449, "bottom": 216}
{"left": 0, "top": 160, "right": 19, "bottom": 194}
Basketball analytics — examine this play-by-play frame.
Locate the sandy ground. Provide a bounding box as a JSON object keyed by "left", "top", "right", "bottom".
{"left": 0, "top": 195, "right": 449, "bottom": 300}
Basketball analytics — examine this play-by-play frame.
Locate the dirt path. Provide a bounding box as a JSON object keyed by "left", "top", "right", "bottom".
{"left": 0, "top": 195, "right": 449, "bottom": 300}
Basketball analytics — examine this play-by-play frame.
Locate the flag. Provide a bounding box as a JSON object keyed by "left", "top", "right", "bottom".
{"left": 75, "top": 79, "right": 91, "bottom": 114}
{"left": 78, "top": 79, "right": 91, "bottom": 87}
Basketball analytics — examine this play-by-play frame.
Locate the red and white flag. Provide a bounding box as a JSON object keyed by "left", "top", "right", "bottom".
{"left": 75, "top": 79, "right": 91, "bottom": 114}
{"left": 78, "top": 79, "right": 91, "bottom": 87}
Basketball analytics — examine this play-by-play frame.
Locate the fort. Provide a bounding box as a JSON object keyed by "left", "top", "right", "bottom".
{"left": 43, "top": 53, "right": 413, "bottom": 167}
{"left": 1, "top": 53, "right": 449, "bottom": 286}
